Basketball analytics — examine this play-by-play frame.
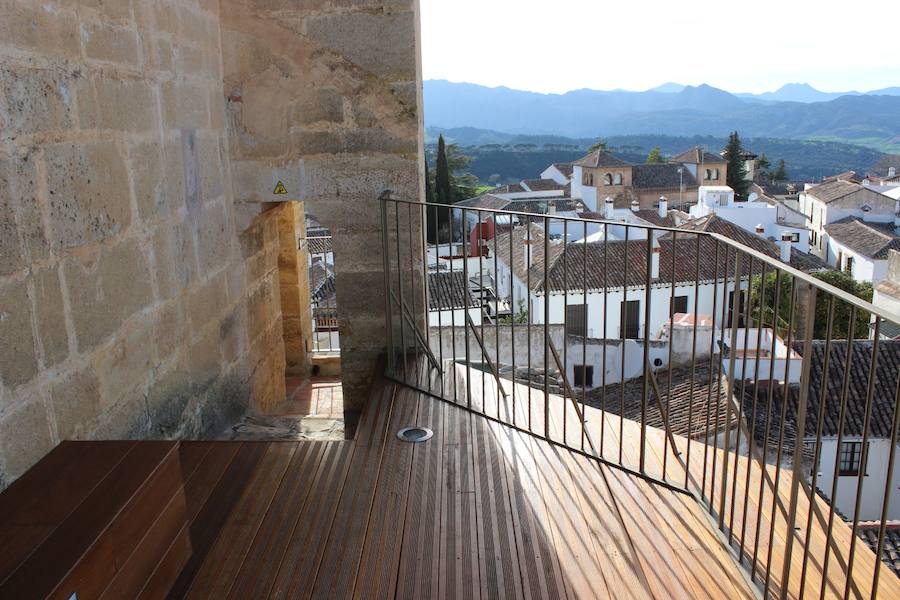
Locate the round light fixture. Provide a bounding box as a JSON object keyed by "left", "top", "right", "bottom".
{"left": 396, "top": 426, "right": 434, "bottom": 443}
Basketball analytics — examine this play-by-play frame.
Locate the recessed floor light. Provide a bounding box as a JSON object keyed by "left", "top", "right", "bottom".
{"left": 396, "top": 426, "right": 433, "bottom": 443}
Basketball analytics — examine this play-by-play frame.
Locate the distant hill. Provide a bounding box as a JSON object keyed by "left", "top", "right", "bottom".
{"left": 741, "top": 83, "right": 861, "bottom": 103}
{"left": 426, "top": 127, "right": 886, "bottom": 184}
{"left": 424, "top": 80, "right": 900, "bottom": 151}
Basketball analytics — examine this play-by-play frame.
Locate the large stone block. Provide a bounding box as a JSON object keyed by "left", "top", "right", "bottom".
{"left": 0, "top": 396, "right": 54, "bottom": 482}
{"left": 32, "top": 266, "right": 69, "bottom": 369}
{"left": 0, "top": 67, "right": 75, "bottom": 136}
{"left": 194, "top": 200, "right": 234, "bottom": 272}
{"left": 77, "top": 75, "right": 157, "bottom": 132}
{"left": 161, "top": 80, "right": 209, "bottom": 129}
{"left": 4, "top": 154, "right": 49, "bottom": 266}
{"left": 92, "top": 321, "right": 155, "bottom": 413}
{"left": 186, "top": 326, "right": 222, "bottom": 393}
{"left": 0, "top": 2, "right": 80, "bottom": 59}
{"left": 50, "top": 365, "right": 101, "bottom": 440}
{"left": 0, "top": 279, "right": 38, "bottom": 388}
{"left": 45, "top": 141, "right": 131, "bottom": 250}
{"left": 147, "top": 358, "right": 193, "bottom": 436}
{"left": 75, "top": 0, "right": 133, "bottom": 22}
{"left": 81, "top": 20, "right": 140, "bottom": 67}
{"left": 153, "top": 300, "right": 188, "bottom": 360}
{"left": 187, "top": 270, "right": 229, "bottom": 330}
{"left": 152, "top": 218, "right": 197, "bottom": 300}
{"left": 0, "top": 158, "right": 24, "bottom": 277}
{"left": 291, "top": 86, "right": 344, "bottom": 125}
{"left": 298, "top": 154, "right": 418, "bottom": 200}
{"left": 131, "top": 137, "right": 185, "bottom": 223}
{"left": 64, "top": 238, "right": 153, "bottom": 352}
{"left": 303, "top": 11, "right": 417, "bottom": 78}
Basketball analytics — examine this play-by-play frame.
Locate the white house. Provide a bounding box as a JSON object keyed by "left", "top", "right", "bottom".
{"left": 719, "top": 328, "right": 802, "bottom": 384}
{"left": 799, "top": 178, "right": 897, "bottom": 263}
{"left": 871, "top": 250, "right": 900, "bottom": 340}
{"left": 822, "top": 217, "right": 900, "bottom": 283}
{"left": 540, "top": 163, "right": 573, "bottom": 185}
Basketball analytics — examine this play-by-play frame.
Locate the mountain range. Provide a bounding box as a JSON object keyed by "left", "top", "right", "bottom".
{"left": 424, "top": 80, "right": 900, "bottom": 152}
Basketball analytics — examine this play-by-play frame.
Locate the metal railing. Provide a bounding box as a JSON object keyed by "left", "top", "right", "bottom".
{"left": 304, "top": 234, "right": 340, "bottom": 354}
{"left": 380, "top": 194, "right": 900, "bottom": 599}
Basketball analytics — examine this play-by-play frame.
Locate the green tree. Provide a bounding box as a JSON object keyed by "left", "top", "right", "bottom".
{"left": 444, "top": 143, "right": 479, "bottom": 200}
{"left": 757, "top": 153, "right": 771, "bottom": 172}
{"left": 425, "top": 158, "right": 440, "bottom": 243}
{"left": 435, "top": 135, "right": 452, "bottom": 204}
{"left": 772, "top": 159, "right": 788, "bottom": 182}
{"left": 646, "top": 146, "right": 665, "bottom": 164}
{"left": 587, "top": 138, "right": 608, "bottom": 153}
{"left": 723, "top": 131, "right": 750, "bottom": 201}
{"left": 750, "top": 269, "right": 873, "bottom": 340}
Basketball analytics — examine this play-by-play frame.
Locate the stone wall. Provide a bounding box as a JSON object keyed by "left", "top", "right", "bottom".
{"left": 218, "top": 0, "right": 424, "bottom": 414}
{"left": 0, "top": 0, "right": 286, "bottom": 487}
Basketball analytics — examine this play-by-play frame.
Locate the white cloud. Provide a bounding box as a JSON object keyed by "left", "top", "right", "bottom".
{"left": 421, "top": 0, "right": 900, "bottom": 94}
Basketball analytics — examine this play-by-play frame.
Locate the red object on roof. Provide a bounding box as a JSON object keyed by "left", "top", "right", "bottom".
{"left": 469, "top": 219, "right": 496, "bottom": 257}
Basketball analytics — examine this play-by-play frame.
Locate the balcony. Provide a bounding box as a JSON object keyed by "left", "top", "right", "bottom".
{"left": 1, "top": 198, "right": 899, "bottom": 598}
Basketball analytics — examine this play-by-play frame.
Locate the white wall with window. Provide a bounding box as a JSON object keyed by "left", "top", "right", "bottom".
{"left": 827, "top": 237, "right": 883, "bottom": 283}
{"left": 807, "top": 438, "right": 900, "bottom": 521}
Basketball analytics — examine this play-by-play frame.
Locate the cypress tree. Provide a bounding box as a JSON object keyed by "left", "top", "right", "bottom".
{"left": 433, "top": 135, "right": 453, "bottom": 241}
{"left": 723, "top": 131, "right": 750, "bottom": 201}
{"left": 425, "top": 158, "right": 438, "bottom": 243}
{"left": 773, "top": 159, "right": 788, "bottom": 182}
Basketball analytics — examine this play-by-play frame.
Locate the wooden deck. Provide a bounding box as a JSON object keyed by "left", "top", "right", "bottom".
{"left": 0, "top": 370, "right": 757, "bottom": 599}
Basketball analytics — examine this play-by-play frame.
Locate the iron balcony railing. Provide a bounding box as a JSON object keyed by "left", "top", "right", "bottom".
{"left": 304, "top": 234, "right": 340, "bottom": 355}
{"left": 380, "top": 194, "right": 900, "bottom": 599}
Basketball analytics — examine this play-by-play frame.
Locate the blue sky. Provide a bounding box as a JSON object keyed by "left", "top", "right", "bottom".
{"left": 421, "top": 0, "right": 900, "bottom": 94}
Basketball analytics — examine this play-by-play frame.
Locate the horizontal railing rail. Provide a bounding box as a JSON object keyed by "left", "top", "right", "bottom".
{"left": 380, "top": 194, "right": 900, "bottom": 599}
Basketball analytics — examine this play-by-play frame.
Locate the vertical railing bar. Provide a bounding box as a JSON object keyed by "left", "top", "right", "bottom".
{"left": 738, "top": 260, "right": 769, "bottom": 563}
{"left": 563, "top": 219, "right": 569, "bottom": 444}
{"left": 709, "top": 244, "right": 732, "bottom": 511}
{"left": 582, "top": 219, "right": 588, "bottom": 454}
{"left": 819, "top": 305, "right": 858, "bottom": 600}
{"left": 842, "top": 317, "right": 882, "bottom": 600}
{"left": 510, "top": 217, "right": 516, "bottom": 427}
{"left": 686, "top": 233, "right": 701, "bottom": 490}
{"left": 640, "top": 233, "right": 653, "bottom": 474}
{"left": 527, "top": 219, "right": 533, "bottom": 433}
{"left": 717, "top": 249, "right": 743, "bottom": 531}
{"left": 728, "top": 254, "right": 755, "bottom": 532}
{"left": 620, "top": 224, "right": 630, "bottom": 467}
{"left": 420, "top": 200, "right": 432, "bottom": 393}
{"left": 751, "top": 267, "right": 784, "bottom": 582}
{"left": 494, "top": 215, "right": 501, "bottom": 421}
{"left": 543, "top": 216, "right": 551, "bottom": 441}
{"left": 763, "top": 276, "right": 798, "bottom": 598}
{"left": 395, "top": 202, "right": 407, "bottom": 381}
{"left": 433, "top": 205, "right": 445, "bottom": 399}
{"left": 871, "top": 361, "right": 900, "bottom": 599}
{"left": 664, "top": 230, "right": 677, "bottom": 482}
{"left": 702, "top": 238, "right": 721, "bottom": 503}
{"left": 601, "top": 221, "right": 609, "bottom": 459}
{"left": 778, "top": 281, "right": 818, "bottom": 600}
{"left": 462, "top": 208, "right": 472, "bottom": 410}
{"left": 448, "top": 206, "right": 458, "bottom": 405}
{"left": 381, "top": 198, "right": 395, "bottom": 378}
{"left": 478, "top": 210, "right": 486, "bottom": 415}
{"left": 798, "top": 297, "right": 835, "bottom": 597}
{"left": 408, "top": 203, "right": 420, "bottom": 386}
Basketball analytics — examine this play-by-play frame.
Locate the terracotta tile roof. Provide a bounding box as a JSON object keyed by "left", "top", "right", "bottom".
{"left": 427, "top": 271, "right": 475, "bottom": 311}
{"left": 632, "top": 164, "right": 697, "bottom": 189}
{"left": 552, "top": 163, "right": 574, "bottom": 177}
{"left": 670, "top": 147, "right": 726, "bottom": 165}
{"left": 876, "top": 279, "right": 900, "bottom": 300}
{"left": 741, "top": 341, "right": 900, "bottom": 445}
{"left": 806, "top": 179, "right": 866, "bottom": 203}
{"left": 859, "top": 524, "right": 900, "bottom": 576}
{"left": 633, "top": 209, "right": 680, "bottom": 228}
{"left": 522, "top": 178, "right": 565, "bottom": 192}
{"left": 455, "top": 194, "right": 511, "bottom": 209}
{"left": 585, "top": 361, "right": 738, "bottom": 439}
{"left": 572, "top": 150, "right": 632, "bottom": 168}
{"left": 824, "top": 217, "right": 900, "bottom": 259}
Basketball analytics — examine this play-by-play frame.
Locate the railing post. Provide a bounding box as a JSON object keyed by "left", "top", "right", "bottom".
{"left": 717, "top": 250, "right": 742, "bottom": 529}
{"left": 778, "top": 281, "right": 818, "bottom": 599}
{"left": 381, "top": 195, "right": 394, "bottom": 376}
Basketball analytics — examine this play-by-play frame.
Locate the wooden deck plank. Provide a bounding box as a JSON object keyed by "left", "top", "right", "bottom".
{"left": 396, "top": 388, "right": 446, "bottom": 599}
{"left": 0, "top": 441, "right": 135, "bottom": 585}
{"left": 227, "top": 442, "right": 326, "bottom": 599}
{"left": 185, "top": 443, "right": 295, "bottom": 598}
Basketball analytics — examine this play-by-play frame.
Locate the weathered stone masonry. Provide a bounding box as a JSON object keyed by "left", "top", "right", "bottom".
{"left": 0, "top": 0, "right": 422, "bottom": 488}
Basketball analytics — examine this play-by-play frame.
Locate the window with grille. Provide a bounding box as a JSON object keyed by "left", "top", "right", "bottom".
{"left": 839, "top": 441, "right": 865, "bottom": 476}
{"left": 670, "top": 295, "right": 688, "bottom": 316}
{"left": 574, "top": 365, "right": 594, "bottom": 387}
{"left": 566, "top": 304, "right": 587, "bottom": 335}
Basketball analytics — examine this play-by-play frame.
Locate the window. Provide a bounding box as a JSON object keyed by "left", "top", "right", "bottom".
{"left": 845, "top": 256, "right": 854, "bottom": 273}
{"left": 566, "top": 303, "right": 587, "bottom": 335}
{"left": 603, "top": 173, "right": 613, "bottom": 186}
{"left": 811, "top": 230, "right": 817, "bottom": 245}
{"left": 705, "top": 168, "right": 713, "bottom": 180}
{"left": 791, "top": 232, "right": 800, "bottom": 243}
{"left": 613, "top": 172, "right": 623, "bottom": 185}
{"left": 839, "top": 441, "right": 865, "bottom": 476}
{"left": 670, "top": 295, "right": 689, "bottom": 316}
{"left": 573, "top": 365, "right": 594, "bottom": 387}
{"left": 582, "top": 171, "right": 594, "bottom": 186}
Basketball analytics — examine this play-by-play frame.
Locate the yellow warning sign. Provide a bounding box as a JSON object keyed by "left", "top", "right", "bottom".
{"left": 273, "top": 181, "right": 288, "bottom": 195}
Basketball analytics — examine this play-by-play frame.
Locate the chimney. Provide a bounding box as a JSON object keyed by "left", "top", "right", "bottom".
{"left": 755, "top": 224, "right": 765, "bottom": 235}
{"left": 658, "top": 195, "right": 668, "bottom": 219}
{"left": 604, "top": 196, "right": 614, "bottom": 219}
{"left": 890, "top": 166, "right": 897, "bottom": 178}
{"left": 523, "top": 228, "right": 534, "bottom": 267}
{"left": 779, "top": 232, "right": 792, "bottom": 263}
{"left": 651, "top": 241, "right": 660, "bottom": 279}
{"left": 630, "top": 199, "right": 640, "bottom": 212}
